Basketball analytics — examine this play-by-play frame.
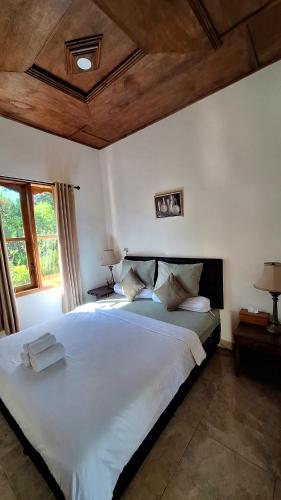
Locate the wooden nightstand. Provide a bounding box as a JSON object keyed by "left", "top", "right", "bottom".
{"left": 233, "top": 322, "right": 281, "bottom": 376}
{"left": 87, "top": 285, "right": 114, "bottom": 300}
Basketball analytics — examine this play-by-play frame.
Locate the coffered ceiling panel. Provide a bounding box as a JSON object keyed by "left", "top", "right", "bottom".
{"left": 201, "top": 0, "right": 269, "bottom": 34}
{"left": 70, "top": 126, "right": 110, "bottom": 148}
{"left": 248, "top": 2, "right": 281, "bottom": 66}
{"left": 87, "top": 25, "right": 256, "bottom": 142}
{"left": 0, "top": 0, "right": 281, "bottom": 149}
{"left": 93, "top": 0, "right": 218, "bottom": 52}
{"left": 34, "top": 0, "right": 137, "bottom": 92}
{"left": 0, "top": 72, "right": 90, "bottom": 137}
{"left": 0, "top": 0, "right": 71, "bottom": 72}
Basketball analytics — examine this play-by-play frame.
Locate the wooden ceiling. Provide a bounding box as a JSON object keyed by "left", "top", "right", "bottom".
{"left": 1, "top": 0, "right": 281, "bottom": 149}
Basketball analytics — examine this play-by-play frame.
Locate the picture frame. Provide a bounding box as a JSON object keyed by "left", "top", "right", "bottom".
{"left": 154, "top": 189, "right": 184, "bottom": 219}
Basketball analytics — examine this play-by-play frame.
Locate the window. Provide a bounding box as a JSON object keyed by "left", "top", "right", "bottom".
{"left": 0, "top": 181, "right": 60, "bottom": 294}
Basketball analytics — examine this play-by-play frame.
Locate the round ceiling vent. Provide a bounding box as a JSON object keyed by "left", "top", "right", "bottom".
{"left": 76, "top": 57, "right": 92, "bottom": 71}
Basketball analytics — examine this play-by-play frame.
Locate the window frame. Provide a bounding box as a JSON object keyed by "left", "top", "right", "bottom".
{"left": 0, "top": 180, "right": 60, "bottom": 295}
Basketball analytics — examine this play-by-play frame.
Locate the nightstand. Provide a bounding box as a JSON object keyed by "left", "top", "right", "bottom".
{"left": 233, "top": 322, "right": 281, "bottom": 376}
{"left": 87, "top": 285, "right": 114, "bottom": 301}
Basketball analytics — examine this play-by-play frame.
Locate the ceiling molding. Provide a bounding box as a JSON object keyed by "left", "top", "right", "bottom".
{"left": 26, "top": 65, "right": 87, "bottom": 101}
{"left": 26, "top": 48, "right": 145, "bottom": 103}
{"left": 87, "top": 48, "right": 145, "bottom": 100}
{"left": 188, "top": 0, "right": 221, "bottom": 49}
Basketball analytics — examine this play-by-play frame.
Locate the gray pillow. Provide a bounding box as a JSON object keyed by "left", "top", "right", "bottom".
{"left": 155, "top": 261, "right": 203, "bottom": 297}
{"left": 121, "top": 259, "right": 156, "bottom": 289}
{"left": 155, "top": 273, "right": 188, "bottom": 311}
{"left": 121, "top": 268, "right": 145, "bottom": 301}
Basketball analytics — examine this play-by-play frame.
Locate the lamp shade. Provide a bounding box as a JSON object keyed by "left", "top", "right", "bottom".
{"left": 101, "top": 249, "right": 119, "bottom": 266}
{"left": 254, "top": 262, "right": 281, "bottom": 293}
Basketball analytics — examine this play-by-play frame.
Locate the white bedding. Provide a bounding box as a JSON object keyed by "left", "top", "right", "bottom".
{"left": 0, "top": 303, "right": 206, "bottom": 500}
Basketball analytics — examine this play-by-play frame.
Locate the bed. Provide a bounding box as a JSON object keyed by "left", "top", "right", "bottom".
{"left": 0, "top": 256, "right": 223, "bottom": 500}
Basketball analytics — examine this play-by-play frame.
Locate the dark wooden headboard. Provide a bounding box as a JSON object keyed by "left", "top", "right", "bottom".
{"left": 125, "top": 255, "right": 224, "bottom": 309}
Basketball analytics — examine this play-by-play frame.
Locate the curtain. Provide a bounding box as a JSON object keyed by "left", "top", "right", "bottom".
{"left": 0, "top": 216, "right": 19, "bottom": 334}
{"left": 54, "top": 183, "right": 83, "bottom": 312}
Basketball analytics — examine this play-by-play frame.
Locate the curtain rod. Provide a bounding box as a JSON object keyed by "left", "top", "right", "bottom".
{"left": 0, "top": 175, "right": 80, "bottom": 190}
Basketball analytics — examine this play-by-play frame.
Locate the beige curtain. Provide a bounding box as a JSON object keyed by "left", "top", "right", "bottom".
{"left": 0, "top": 216, "right": 19, "bottom": 334}
{"left": 54, "top": 183, "right": 83, "bottom": 312}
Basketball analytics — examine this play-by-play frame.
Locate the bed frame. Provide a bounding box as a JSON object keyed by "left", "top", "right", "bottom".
{"left": 0, "top": 256, "right": 223, "bottom": 499}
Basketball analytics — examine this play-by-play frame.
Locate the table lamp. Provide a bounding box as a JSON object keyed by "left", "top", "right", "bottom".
{"left": 101, "top": 249, "right": 120, "bottom": 287}
{"left": 254, "top": 262, "right": 281, "bottom": 334}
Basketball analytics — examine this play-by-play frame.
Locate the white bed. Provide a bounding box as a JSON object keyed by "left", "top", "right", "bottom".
{"left": 0, "top": 302, "right": 205, "bottom": 500}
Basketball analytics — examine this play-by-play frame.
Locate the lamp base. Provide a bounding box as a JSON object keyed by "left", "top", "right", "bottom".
{"left": 266, "top": 323, "right": 281, "bottom": 334}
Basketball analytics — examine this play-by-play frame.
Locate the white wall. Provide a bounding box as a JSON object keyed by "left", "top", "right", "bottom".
{"left": 100, "top": 61, "right": 281, "bottom": 343}
{"left": 0, "top": 117, "right": 107, "bottom": 329}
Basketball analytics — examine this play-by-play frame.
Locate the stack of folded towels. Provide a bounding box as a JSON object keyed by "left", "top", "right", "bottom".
{"left": 21, "top": 333, "right": 65, "bottom": 372}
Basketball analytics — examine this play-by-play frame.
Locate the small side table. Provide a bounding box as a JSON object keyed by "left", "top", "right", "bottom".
{"left": 233, "top": 322, "right": 281, "bottom": 376}
{"left": 87, "top": 285, "right": 114, "bottom": 301}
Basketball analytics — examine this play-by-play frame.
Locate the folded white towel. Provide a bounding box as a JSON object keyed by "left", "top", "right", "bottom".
{"left": 30, "top": 343, "right": 65, "bottom": 373}
{"left": 23, "top": 333, "right": 50, "bottom": 353}
{"left": 23, "top": 333, "right": 56, "bottom": 356}
{"left": 20, "top": 351, "right": 31, "bottom": 368}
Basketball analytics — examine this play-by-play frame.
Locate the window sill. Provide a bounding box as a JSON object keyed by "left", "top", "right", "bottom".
{"left": 16, "top": 285, "right": 61, "bottom": 298}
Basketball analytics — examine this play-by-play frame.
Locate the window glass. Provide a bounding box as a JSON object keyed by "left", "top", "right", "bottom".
{"left": 33, "top": 191, "right": 57, "bottom": 236}
{"left": 33, "top": 190, "right": 60, "bottom": 288}
{"left": 37, "top": 239, "right": 60, "bottom": 287}
{"left": 0, "top": 185, "right": 30, "bottom": 289}
{"left": 0, "top": 186, "right": 24, "bottom": 238}
{"left": 0, "top": 183, "right": 61, "bottom": 293}
{"left": 6, "top": 241, "right": 31, "bottom": 287}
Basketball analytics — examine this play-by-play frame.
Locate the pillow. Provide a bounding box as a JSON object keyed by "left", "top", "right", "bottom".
{"left": 154, "top": 273, "right": 188, "bottom": 311}
{"left": 114, "top": 283, "right": 153, "bottom": 299}
{"left": 152, "top": 293, "right": 210, "bottom": 312}
{"left": 155, "top": 261, "right": 203, "bottom": 297}
{"left": 120, "top": 259, "right": 155, "bottom": 289}
{"left": 120, "top": 268, "right": 145, "bottom": 301}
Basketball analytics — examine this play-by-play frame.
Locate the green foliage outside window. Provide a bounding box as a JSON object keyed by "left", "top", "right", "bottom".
{"left": 0, "top": 187, "right": 60, "bottom": 289}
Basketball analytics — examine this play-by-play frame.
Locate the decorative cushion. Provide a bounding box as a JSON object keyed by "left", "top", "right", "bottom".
{"left": 154, "top": 273, "right": 188, "bottom": 311}
{"left": 121, "top": 268, "right": 145, "bottom": 301}
{"left": 120, "top": 259, "right": 156, "bottom": 289}
{"left": 155, "top": 261, "right": 203, "bottom": 297}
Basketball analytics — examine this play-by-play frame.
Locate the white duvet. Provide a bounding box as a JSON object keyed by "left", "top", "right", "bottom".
{"left": 0, "top": 303, "right": 206, "bottom": 500}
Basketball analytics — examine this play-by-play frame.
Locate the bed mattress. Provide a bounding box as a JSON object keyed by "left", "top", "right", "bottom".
{"left": 0, "top": 304, "right": 206, "bottom": 500}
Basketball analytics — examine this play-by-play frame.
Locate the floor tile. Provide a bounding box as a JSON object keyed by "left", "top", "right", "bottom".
{"left": 174, "top": 377, "right": 219, "bottom": 420}
{"left": 200, "top": 348, "right": 233, "bottom": 382}
{"left": 162, "top": 429, "right": 275, "bottom": 500}
{"left": 121, "top": 408, "right": 200, "bottom": 500}
{"left": 275, "top": 479, "right": 281, "bottom": 500}
{"left": 0, "top": 415, "right": 19, "bottom": 460}
{"left": 0, "top": 466, "right": 16, "bottom": 500}
{"left": 1, "top": 444, "right": 55, "bottom": 500}
{"left": 201, "top": 372, "right": 281, "bottom": 477}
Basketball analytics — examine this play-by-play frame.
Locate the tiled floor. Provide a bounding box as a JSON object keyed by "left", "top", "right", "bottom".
{"left": 0, "top": 349, "right": 280, "bottom": 500}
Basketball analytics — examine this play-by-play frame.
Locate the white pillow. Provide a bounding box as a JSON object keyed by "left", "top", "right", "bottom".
{"left": 152, "top": 293, "right": 210, "bottom": 312}
{"left": 114, "top": 283, "right": 153, "bottom": 299}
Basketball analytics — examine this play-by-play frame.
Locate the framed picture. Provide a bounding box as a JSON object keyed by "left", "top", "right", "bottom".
{"left": 154, "top": 190, "right": 184, "bottom": 218}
